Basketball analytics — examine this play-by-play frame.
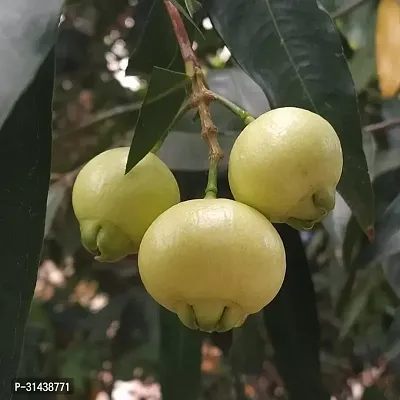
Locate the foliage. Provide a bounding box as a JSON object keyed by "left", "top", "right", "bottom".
{"left": 1, "top": 0, "right": 400, "bottom": 399}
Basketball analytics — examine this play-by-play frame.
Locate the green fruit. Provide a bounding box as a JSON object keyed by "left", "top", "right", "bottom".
{"left": 228, "top": 107, "right": 343, "bottom": 230}
{"left": 72, "top": 147, "right": 180, "bottom": 262}
{"left": 138, "top": 198, "right": 286, "bottom": 332}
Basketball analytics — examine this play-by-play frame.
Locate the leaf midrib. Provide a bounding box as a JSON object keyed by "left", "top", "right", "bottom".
{"left": 263, "top": 0, "right": 317, "bottom": 111}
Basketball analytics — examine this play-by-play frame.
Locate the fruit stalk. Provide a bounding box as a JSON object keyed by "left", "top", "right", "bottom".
{"left": 211, "top": 91, "right": 256, "bottom": 125}
{"left": 164, "top": 0, "right": 223, "bottom": 198}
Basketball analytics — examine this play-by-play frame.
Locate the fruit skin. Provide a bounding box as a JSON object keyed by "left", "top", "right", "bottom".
{"left": 72, "top": 147, "right": 180, "bottom": 262}
{"left": 138, "top": 198, "right": 286, "bottom": 333}
{"left": 228, "top": 107, "right": 343, "bottom": 230}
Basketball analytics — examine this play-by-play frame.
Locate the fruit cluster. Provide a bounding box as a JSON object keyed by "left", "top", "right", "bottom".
{"left": 72, "top": 107, "right": 343, "bottom": 332}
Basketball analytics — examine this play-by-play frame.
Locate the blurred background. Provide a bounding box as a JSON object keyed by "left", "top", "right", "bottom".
{"left": 22, "top": 0, "right": 400, "bottom": 399}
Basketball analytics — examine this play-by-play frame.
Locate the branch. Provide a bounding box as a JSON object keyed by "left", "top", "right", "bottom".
{"left": 331, "top": 0, "right": 370, "bottom": 19}
{"left": 363, "top": 118, "right": 400, "bottom": 133}
{"left": 164, "top": 0, "right": 223, "bottom": 198}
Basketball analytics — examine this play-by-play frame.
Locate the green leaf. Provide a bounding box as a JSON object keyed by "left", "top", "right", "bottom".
{"left": 0, "top": 47, "right": 54, "bottom": 396}
{"left": 126, "top": 67, "right": 188, "bottom": 172}
{"left": 263, "top": 225, "right": 330, "bottom": 400}
{"left": 347, "top": 8, "right": 377, "bottom": 93}
{"left": 370, "top": 194, "right": 400, "bottom": 299}
{"left": 159, "top": 307, "right": 203, "bottom": 400}
{"left": 127, "top": 0, "right": 193, "bottom": 75}
{"left": 229, "top": 312, "right": 266, "bottom": 375}
{"left": 205, "top": 0, "right": 374, "bottom": 233}
{"left": 169, "top": 0, "right": 204, "bottom": 36}
{"left": 185, "top": 0, "right": 202, "bottom": 17}
{"left": 361, "top": 386, "right": 388, "bottom": 400}
{"left": 339, "top": 266, "right": 384, "bottom": 340}
{"left": 0, "top": 0, "right": 62, "bottom": 129}
{"left": 45, "top": 181, "right": 68, "bottom": 237}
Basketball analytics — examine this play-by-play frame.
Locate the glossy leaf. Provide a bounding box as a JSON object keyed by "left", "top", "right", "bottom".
{"left": 127, "top": 0, "right": 191, "bottom": 75}
{"left": 0, "top": 48, "right": 54, "bottom": 396}
{"left": 376, "top": 0, "right": 400, "bottom": 98}
{"left": 159, "top": 307, "right": 203, "bottom": 400}
{"left": 263, "top": 224, "right": 329, "bottom": 400}
{"left": 0, "top": 0, "right": 62, "bottom": 129}
{"left": 205, "top": 0, "right": 374, "bottom": 233}
{"left": 126, "top": 67, "right": 188, "bottom": 172}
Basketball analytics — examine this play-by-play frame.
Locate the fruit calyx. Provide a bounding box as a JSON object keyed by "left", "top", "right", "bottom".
{"left": 175, "top": 299, "right": 248, "bottom": 333}
{"left": 80, "top": 220, "right": 136, "bottom": 262}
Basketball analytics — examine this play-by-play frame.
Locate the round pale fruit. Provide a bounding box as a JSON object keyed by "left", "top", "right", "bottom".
{"left": 72, "top": 147, "right": 180, "bottom": 262}
{"left": 138, "top": 198, "right": 286, "bottom": 332}
{"left": 228, "top": 107, "right": 343, "bottom": 230}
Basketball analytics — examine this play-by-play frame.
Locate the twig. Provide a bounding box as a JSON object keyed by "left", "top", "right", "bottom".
{"left": 163, "top": 0, "right": 199, "bottom": 77}
{"left": 164, "top": 0, "right": 223, "bottom": 198}
{"left": 331, "top": 0, "right": 370, "bottom": 19}
{"left": 363, "top": 118, "right": 400, "bottom": 133}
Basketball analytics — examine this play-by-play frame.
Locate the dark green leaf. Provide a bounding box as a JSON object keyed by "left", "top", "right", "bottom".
{"left": 263, "top": 225, "right": 329, "bottom": 400}
{"left": 361, "top": 386, "right": 388, "bottom": 400}
{"left": 0, "top": 47, "right": 54, "bottom": 396}
{"left": 169, "top": 0, "right": 204, "bottom": 36}
{"left": 369, "top": 195, "right": 400, "bottom": 299}
{"left": 337, "top": 167, "right": 400, "bottom": 313}
{"left": 127, "top": 0, "right": 193, "bottom": 75}
{"left": 19, "top": 300, "right": 55, "bottom": 378}
{"left": 339, "top": 267, "right": 384, "bottom": 340}
{"left": 205, "top": 0, "right": 374, "bottom": 233}
{"left": 229, "top": 312, "right": 266, "bottom": 375}
{"left": 384, "top": 307, "right": 400, "bottom": 370}
{"left": 159, "top": 307, "right": 203, "bottom": 400}
{"left": 59, "top": 340, "right": 104, "bottom": 395}
{"left": 126, "top": 67, "right": 188, "bottom": 172}
{"left": 185, "top": 0, "right": 202, "bottom": 17}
